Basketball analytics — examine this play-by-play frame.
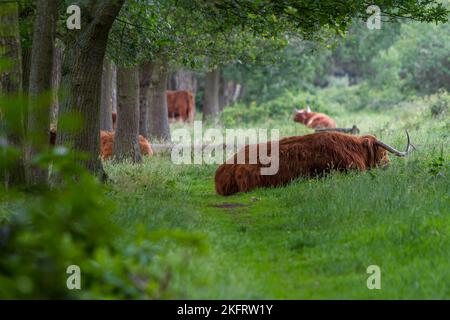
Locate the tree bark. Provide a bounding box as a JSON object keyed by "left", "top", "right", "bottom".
{"left": 202, "top": 68, "right": 220, "bottom": 122}
{"left": 0, "top": 2, "right": 26, "bottom": 188}
{"left": 51, "top": 47, "right": 62, "bottom": 124}
{"left": 100, "top": 57, "right": 113, "bottom": 131}
{"left": 169, "top": 69, "right": 195, "bottom": 91}
{"left": 218, "top": 72, "right": 228, "bottom": 111}
{"left": 21, "top": 47, "right": 32, "bottom": 93}
{"left": 56, "top": 0, "right": 124, "bottom": 179}
{"left": 167, "top": 71, "right": 178, "bottom": 90}
{"left": 138, "top": 61, "right": 153, "bottom": 138}
{"left": 111, "top": 62, "right": 117, "bottom": 113}
{"left": 26, "top": 0, "right": 58, "bottom": 185}
{"left": 148, "top": 57, "right": 171, "bottom": 142}
{"left": 114, "top": 66, "right": 141, "bottom": 162}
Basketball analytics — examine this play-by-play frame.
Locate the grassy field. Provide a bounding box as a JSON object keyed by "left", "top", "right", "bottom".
{"left": 105, "top": 94, "right": 449, "bottom": 299}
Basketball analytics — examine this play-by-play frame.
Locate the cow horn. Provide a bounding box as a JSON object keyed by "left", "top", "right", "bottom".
{"left": 293, "top": 108, "right": 299, "bottom": 114}
{"left": 375, "top": 130, "right": 416, "bottom": 157}
{"left": 306, "top": 106, "right": 311, "bottom": 112}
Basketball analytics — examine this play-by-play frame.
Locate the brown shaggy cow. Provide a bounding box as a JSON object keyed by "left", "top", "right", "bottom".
{"left": 166, "top": 90, "right": 195, "bottom": 122}
{"left": 49, "top": 128, "right": 153, "bottom": 160}
{"left": 100, "top": 130, "right": 153, "bottom": 160}
{"left": 215, "top": 131, "right": 414, "bottom": 196}
{"left": 293, "top": 106, "right": 336, "bottom": 129}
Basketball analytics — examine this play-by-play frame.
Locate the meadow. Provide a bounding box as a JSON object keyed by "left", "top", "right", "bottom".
{"left": 104, "top": 89, "right": 450, "bottom": 299}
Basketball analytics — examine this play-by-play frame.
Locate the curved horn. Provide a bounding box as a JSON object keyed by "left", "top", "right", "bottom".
{"left": 375, "top": 130, "right": 415, "bottom": 157}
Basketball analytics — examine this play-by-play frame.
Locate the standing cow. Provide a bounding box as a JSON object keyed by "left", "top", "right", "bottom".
{"left": 215, "top": 131, "right": 414, "bottom": 196}
{"left": 293, "top": 106, "right": 336, "bottom": 129}
{"left": 166, "top": 90, "right": 195, "bottom": 123}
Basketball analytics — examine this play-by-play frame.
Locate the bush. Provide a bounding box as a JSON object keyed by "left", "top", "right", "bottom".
{"left": 429, "top": 90, "right": 450, "bottom": 118}
{"left": 0, "top": 94, "right": 204, "bottom": 299}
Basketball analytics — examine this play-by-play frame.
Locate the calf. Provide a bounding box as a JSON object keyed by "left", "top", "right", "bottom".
{"left": 215, "top": 131, "right": 414, "bottom": 196}
{"left": 293, "top": 106, "right": 336, "bottom": 129}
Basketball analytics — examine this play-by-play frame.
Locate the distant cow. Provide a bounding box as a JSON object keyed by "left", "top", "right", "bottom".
{"left": 293, "top": 106, "right": 336, "bottom": 129}
{"left": 100, "top": 131, "right": 153, "bottom": 160}
{"left": 166, "top": 90, "right": 195, "bottom": 122}
{"left": 49, "top": 128, "right": 153, "bottom": 160}
{"left": 215, "top": 131, "right": 414, "bottom": 196}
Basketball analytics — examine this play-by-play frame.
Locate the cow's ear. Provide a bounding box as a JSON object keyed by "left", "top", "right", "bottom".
{"left": 306, "top": 106, "right": 311, "bottom": 113}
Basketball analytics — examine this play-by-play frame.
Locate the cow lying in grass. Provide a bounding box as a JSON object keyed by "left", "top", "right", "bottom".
{"left": 215, "top": 131, "right": 414, "bottom": 196}
{"left": 49, "top": 128, "right": 153, "bottom": 160}
{"left": 100, "top": 131, "right": 153, "bottom": 160}
{"left": 167, "top": 90, "right": 195, "bottom": 122}
{"left": 293, "top": 106, "right": 336, "bottom": 129}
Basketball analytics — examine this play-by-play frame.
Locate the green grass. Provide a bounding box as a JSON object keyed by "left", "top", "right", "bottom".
{"left": 105, "top": 96, "right": 449, "bottom": 299}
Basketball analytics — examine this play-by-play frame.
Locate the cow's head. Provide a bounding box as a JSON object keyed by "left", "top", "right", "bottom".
{"left": 362, "top": 130, "right": 415, "bottom": 168}
{"left": 293, "top": 106, "right": 312, "bottom": 123}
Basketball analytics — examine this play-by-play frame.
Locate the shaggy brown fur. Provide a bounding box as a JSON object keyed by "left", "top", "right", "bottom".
{"left": 100, "top": 130, "right": 153, "bottom": 160}
{"left": 49, "top": 128, "right": 153, "bottom": 160}
{"left": 215, "top": 132, "right": 389, "bottom": 196}
{"left": 294, "top": 108, "right": 336, "bottom": 129}
{"left": 166, "top": 90, "right": 195, "bottom": 122}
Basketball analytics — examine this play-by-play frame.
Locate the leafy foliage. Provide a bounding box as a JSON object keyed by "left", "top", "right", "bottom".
{"left": 0, "top": 80, "right": 203, "bottom": 299}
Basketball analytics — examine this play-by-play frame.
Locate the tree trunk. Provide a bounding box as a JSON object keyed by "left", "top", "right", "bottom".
{"left": 148, "top": 58, "right": 171, "bottom": 142}
{"left": 231, "top": 82, "right": 242, "bottom": 103}
{"left": 167, "top": 71, "right": 178, "bottom": 90}
{"left": 51, "top": 47, "right": 62, "bottom": 124}
{"left": 202, "top": 68, "right": 220, "bottom": 122}
{"left": 56, "top": 1, "right": 124, "bottom": 179}
{"left": 100, "top": 57, "right": 113, "bottom": 131}
{"left": 0, "top": 2, "right": 25, "bottom": 188}
{"left": 169, "top": 69, "right": 195, "bottom": 91}
{"left": 26, "top": 0, "right": 58, "bottom": 185}
{"left": 113, "top": 66, "right": 141, "bottom": 162}
{"left": 219, "top": 72, "right": 229, "bottom": 111}
{"left": 22, "top": 47, "right": 32, "bottom": 93}
{"left": 138, "top": 61, "right": 153, "bottom": 138}
{"left": 111, "top": 62, "right": 117, "bottom": 113}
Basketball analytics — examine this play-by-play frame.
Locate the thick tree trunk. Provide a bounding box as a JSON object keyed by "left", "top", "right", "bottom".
{"left": 56, "top": 1, "right": 124, "bottom": 179}
{"left": 148, "top": 58, "right": 171, "bottom": 142}
{"left": 26, "top": 0, "right": 58, "bottom": 185}
{"left": 114, "top": 66, "right": 141, "bottom": 162}
{"left": 0, "top": 2, "right": 25, "bottom": 188}
{"left": 139, "top": 61, "right": 153, "bottom": 138}
{"left": 169, "top": 69, "right": 195, "bottom": 91}
{"left": 100, "top": 57, "right": 113, "bottom": 131}
{"left": 202, "top": 68, "right": 220, "bottom": 122}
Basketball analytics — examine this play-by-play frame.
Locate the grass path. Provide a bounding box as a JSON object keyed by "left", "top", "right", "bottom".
{"left": 106, "top": 100, "right": 449, "bottom": 299}
{"left": 107, "top": 135, "right": 449, "bottom": 298}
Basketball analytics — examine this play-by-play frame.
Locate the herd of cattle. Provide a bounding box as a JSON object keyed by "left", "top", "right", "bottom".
{"left": 49, "top": 90, "right": 415, "bottom": 196}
